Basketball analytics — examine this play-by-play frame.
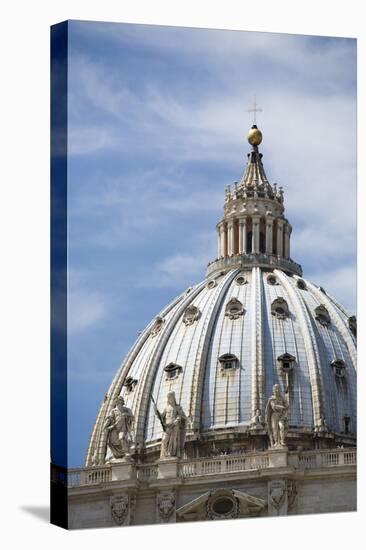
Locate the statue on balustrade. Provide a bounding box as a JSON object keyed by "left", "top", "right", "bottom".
{"left": 152, "top": 391, "right": 187, "bottom": 459}
{"left": 265, "top": 384, "right": 289, "bottom": 448}
{"left": 104, "top": 395, "right": 135, "bottom": 461}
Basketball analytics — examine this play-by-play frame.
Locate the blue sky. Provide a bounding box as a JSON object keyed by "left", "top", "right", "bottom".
{"left": 66, "top": 21, "right": 356, "bottom": 467}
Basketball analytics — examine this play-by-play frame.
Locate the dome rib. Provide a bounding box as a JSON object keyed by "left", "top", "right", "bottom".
{"left": 274, "top": 269, "right": 324, "bottom": 428}
{"left": 306, "top": 281, "right": 356, "bottom": 368}
{"left": 189, "top": 270, "right": 241, "bottom": 432}
{"left": 251, "top": 267, "right": 265, "bottom": 418}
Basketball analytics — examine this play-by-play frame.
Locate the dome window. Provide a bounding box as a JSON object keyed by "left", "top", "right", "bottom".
{"left": 206, "top": 279, "right": 217, "bottom": 290}
{"left": 296, "top": 279, "right": 307, "bottom": 290}
{"left": 183, "top": 305, "right": 201, "bottom": 326}
{"left": 315, "top": 305, "right": 331, "bottom": 327}
{"left": 348, "top": 316, "right": 357, "bottom": 338}
{"left": 277, "top": 353, "right": 296, "bottom": 373}
{"left": 164, "top": 362, "right": 183, "bottom": 381}
{"left": 331, "top": 359, "right": 346, "bottom": 378}
{"left": 343, "top": 415, "right": 351, "bottom": 435}
{"left": 218, "top": 353, "right": 239, "bottom": 372}
{"left": 225, "top": 298, "right": 244, "bottom": 320}
{"left": 267, "top": 275, "right": 278, "bottom": 285}
{"left": 150, "top": 316, "right": 165, "bottom": 337}
{"left": 235, "top": 275, "right": 247, "bottom": 286}
{"left": 271, "top": 298, "right": 289, "bottom": 319}
{"left": 123, "top": 377, "right": 138, "bottom": 393}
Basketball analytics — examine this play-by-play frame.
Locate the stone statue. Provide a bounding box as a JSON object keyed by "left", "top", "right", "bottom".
{"left": 250, "top": 408, "right": 264, "bottom": 430}
{"left": 265, "top": 384, "right": 289, "bottom": 448}
{"left": 153, "top": 391, "right": 187, "bottom": 459}
{"left": 314, "top": 416, "right": 327, "bottom": 434}
{"left": 104, "top": 396, "right": 135, "bottom": 461}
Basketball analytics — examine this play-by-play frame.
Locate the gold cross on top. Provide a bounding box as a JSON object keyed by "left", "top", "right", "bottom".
{"left": 248, "top": 98, "right": 263, "bottom": 125}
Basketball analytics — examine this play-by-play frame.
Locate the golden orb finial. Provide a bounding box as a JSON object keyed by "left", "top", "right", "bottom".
{"left": 247, "top": 124, "right": 263, "bottom": 146}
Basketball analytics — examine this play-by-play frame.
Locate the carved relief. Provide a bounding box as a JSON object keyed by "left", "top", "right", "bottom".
{"left": 111, "top": 494, "right": 129, "bottom": 525}
{"left": 269, "top": 480, "right": 286, "bottom": 510}
{"left": 182, "top": 305, "right": 201, "bottom": 326}
{"left": 157, "top": 492, "right": 175, "bottom": 521}
{"left": 225, "top": 297, "right": 244, "bottom": 320}
{"left": 287, "top": 482, "right": 298, "bottom": 510}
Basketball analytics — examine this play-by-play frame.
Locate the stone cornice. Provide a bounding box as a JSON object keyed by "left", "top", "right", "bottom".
{"left": 206, "top": 253, "right": 303, "bottom": 277}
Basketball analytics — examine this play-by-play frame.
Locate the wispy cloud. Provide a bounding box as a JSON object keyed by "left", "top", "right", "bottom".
{"left": 68, "top": 270, "right": 109, "bottom": 333}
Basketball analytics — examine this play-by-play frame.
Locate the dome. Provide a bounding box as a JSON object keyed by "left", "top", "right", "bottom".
{"left": 86, "top": 125, "right": 357, "bottom": 467}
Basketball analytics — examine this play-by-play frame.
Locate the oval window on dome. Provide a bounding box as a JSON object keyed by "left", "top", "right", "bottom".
{"left": 235, "top": 275, "right": 247, "bottom": 286}
{"left": 225, "top": 298, "right": 244, "bottom": 320}
{"left": 267, "top": 275, "right": 278, "bottom": 285}
{"left": 296, "top": 279, "right": 307, "bottom": 290}
{"left": 271, "top": 298, "right": 289, "bottom": 319}
{"left": 206, "top": 279, "right": 217, "bottom": 290}
{"left": 182, "top": 305, "right": 201, "bottom": 326}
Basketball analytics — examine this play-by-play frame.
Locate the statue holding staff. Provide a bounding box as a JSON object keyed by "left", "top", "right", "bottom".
{"left": 152, "top": 391, "right": 187, "bottom": 459}
{"left": 265, "top": 384, "right": 289, "bottom": 448}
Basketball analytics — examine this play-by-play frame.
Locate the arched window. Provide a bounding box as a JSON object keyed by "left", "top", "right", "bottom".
{"left": 315, "top": 305, "right": 331, "bottom": 327}
{"left": 123, "top": 377, "right": 138, "bottom": 393}
{"left": 164, "top": 363, "right": 183, "bottom": 381}
{"left": 218, "top": 353, "right": 239, "bottom": 372}
{"left": 331, "top": 359, "right": 346, "bottom": 378}
{"left": 277, "top": 353, "right": 296, "bottom": 373}
{"left": 246, "top": 230, "right": 253, "bottom": 253}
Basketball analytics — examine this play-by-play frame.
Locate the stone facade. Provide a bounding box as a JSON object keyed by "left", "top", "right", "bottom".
{"left": 66, "top": 447, "right": 356, "bottom": 528}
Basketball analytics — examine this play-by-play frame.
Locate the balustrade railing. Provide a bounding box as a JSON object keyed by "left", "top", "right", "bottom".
{"left": 63, "top": 448, "right": 356, "bottom": 487}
